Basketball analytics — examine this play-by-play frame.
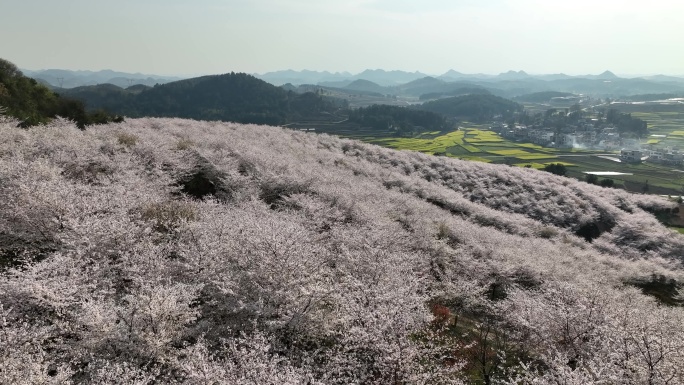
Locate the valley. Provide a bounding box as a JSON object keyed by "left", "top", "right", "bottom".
{"left": 3, "top": 59, "right": 684, "bottom": 385}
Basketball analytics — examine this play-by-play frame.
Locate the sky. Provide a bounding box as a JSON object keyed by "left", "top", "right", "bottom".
{"left": 2, "top": 0, "right": 683, "bottom": 77}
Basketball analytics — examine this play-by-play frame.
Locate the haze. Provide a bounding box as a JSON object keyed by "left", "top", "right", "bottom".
{"left": 3, "top": 0, "right": 683, "bottom": 76}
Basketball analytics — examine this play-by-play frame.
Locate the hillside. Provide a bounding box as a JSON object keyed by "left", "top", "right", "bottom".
{"left": 353, "top": 69, "right": 429, "bottom": 86}
{"left": 1, "top": 116, "right": 684, "bottom": 384}
{"left": 65, "top": 73, "right": 343, "bottom": 125}
{"left": 347, "top": 104, "right": 448, "bottom": 135}
{"left": 419, "top": 87, "right": 491, "bottom": 101}
{"left": 0, "top": 58, "right": 120, "bottom": 128}
{"left": 344, "top": 79, "right": 387, "bottom": 94}
{"left": 59, "top": 83, "right": 134, "bottom": 111}
{"left": 393, "top": 77, "right": 489, "bottom": 98}
{"left": 418, "top": 94, "right": 523, "bottom": 122}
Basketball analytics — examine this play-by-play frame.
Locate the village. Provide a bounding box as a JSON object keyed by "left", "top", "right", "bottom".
{"left": 490, "top": 101, "right": 684, "bottom": 166}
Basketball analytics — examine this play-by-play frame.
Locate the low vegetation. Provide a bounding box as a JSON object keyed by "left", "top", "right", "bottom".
{"left": 1, "top": 115, "right": 683, "bottom": 384}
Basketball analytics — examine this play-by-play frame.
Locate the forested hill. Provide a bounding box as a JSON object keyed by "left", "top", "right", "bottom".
{"left": 131, "top": 73, "right": 297, "bottom": 125}
{"left": 0, "top": 58, "right": 120, "bottom": 127}
{"left": 418, "top": 93, "right": 523, "bottom": 122}
{"left": 61, "top": 72, "right": 465, "bottom": 132}
{"left": 63, "top": 72, "right": 343, "bottom": 125}
{"left": 347, "top": 104, "right": 448, "bottom": 135}
{"left": 2, "top": 116, "right": 683, "bottom": 384}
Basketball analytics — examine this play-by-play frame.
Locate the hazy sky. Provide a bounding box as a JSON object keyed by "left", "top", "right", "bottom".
{"left": 3, "top": 0, "right": 683, "bottom": 76}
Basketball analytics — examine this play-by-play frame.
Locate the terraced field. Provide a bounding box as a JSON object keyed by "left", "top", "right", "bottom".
{"left": 310, "top": 112, "right": 684, "bottom": 195}
{"left": 368, "top": 126, "right": 567, "bottom": 164}
{"left": 631, "top": 111, "right": 684, "bottom": 149}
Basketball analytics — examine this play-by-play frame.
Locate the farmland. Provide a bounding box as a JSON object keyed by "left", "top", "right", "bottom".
{"left": 630, "top": 111, "right": 684, "bottom": 149}
{"left": 313, "top": 109, "right": 684, "bottom": 195}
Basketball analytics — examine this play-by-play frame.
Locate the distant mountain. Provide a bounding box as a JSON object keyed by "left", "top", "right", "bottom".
{"left": 392, "top": 77, "right": 444, "bottom": 97}
{"left": 351, "top": 69, "right": 429, "bottom": 86}
{"left": 496, "top": 70, "right": 530, "bottom": 80}
{"left": 642, "top": 75, "right": 684, "bottom": 84}
{"left": 126, "top": 84, "right": 152, "bottom": 93}
{"left": 64, "top": 72, "right": 344, "bottom": 125}
{"left": 438, "top": 70, "right": 494, "bottom": 81}
{"left": 396, "top": 77, "right": 493, "bottom": 98}
{"left": 599, "top": 70, "right": 619, "bottom": 79}
{"left": 402, "top": 76, "right": 444, "bottom": 88}
{"left": 255, "top": 68, "right": 684, "bottom": 97}
{"left": 581, "top": 70, "right": 620, "bottom": 80}
{"left": 419, "top": 87, "right": 491, "bottom": 101}
{"left": 22, "top": 68, "right": 183, "bottom": 88}
{"left": 256, "top": 69, "right": 352, "bottom": 86}
{"left": 533, "top": 73, "right": 574, "bottom": 81}
{"left": 318, "top": 80, "right": 354, "bottom": 88}
{"left": 513, "top": 91, "right": 576, "bottom": 103}
{"left": 296, "top": 83, "right": 385, "bottom": 98}
{"left": 280, "top": 83, "right": 298, "bottom": 92}
{"left": 623, "top": 93, "right": 682, "bottom": 102}
{"left": 439, "top": 69, "right": 466, "bottom": 80}
{"left": 544, "top": 77, "right": 684, "bottom": 96}
{"left": 449, "top": 75, "right": 684, "bottom": 98}
{"left": 49, "top": 64, "right": 684, "bottom": 114}
{"left": 256, "top": 69, "right": 429, "bottom": 88}
{"left": 344, "top": 79, "right": 387, "bottom": 94}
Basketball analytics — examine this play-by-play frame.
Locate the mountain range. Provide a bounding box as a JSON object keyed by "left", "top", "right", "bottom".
{"left": 257, "top": 70, "right": 684, "bottom": 99}
{"left": 256, "top": 68, "right": 684, "bottom": 87}
{"left": 22, "top": 68, "right": 184, "bottom": 89}
{"left": 21, "top": 67, "right": 684, "bottom": 100}
{"left": 23, "top": 67, "right": 684, "bottom": 93}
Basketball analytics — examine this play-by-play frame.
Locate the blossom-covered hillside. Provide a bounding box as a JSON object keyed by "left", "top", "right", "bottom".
{"left": 1, "top": 116, "right": 683, "bottom": 384}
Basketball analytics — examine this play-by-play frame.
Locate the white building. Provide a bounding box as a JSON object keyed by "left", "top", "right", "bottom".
{"left": 620, "top": 149, "right": 643, "bottom": 163}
